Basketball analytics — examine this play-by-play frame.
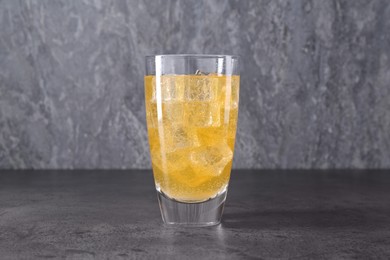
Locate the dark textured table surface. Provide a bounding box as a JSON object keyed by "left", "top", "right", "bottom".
{"left": 0, "top": 170, "right": 390, "bottom": 259}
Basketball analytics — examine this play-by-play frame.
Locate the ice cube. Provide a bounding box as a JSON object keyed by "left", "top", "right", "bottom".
{"left": 161, "top": 124, "right": 200, "bottom": 152}
{"left": 153, "top": 76, "right": 185, "bottom": 102}
{"left": 185, "top": 102, "right": 220, "bottom": 127}
{"left": 162, "top": 102, "right": 184, "bottom": 123}
{"left": 151, "top": 149, "right": 189, "bottom": 173}
{"left": 146, "top": 102, "right": 186, "bottom": 128}
{"left": 185, "top": 76, "right": 218, "bottom": 101}
{"left": 190, "top": 143, "right": 233, "bottom": 176}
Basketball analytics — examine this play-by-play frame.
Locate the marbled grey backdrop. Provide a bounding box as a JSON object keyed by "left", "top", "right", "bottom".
{"left": 0, "top": 0, "right": 389, "bottom": 169}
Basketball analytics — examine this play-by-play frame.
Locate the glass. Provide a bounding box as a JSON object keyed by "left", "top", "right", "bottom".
{"left": 144, "top": 54, "right": 239, "bottom": 226}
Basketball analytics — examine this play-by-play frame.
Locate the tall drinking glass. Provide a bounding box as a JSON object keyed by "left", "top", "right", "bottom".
{"left": 144, "top": 55, "right": 239, "bottom": 226}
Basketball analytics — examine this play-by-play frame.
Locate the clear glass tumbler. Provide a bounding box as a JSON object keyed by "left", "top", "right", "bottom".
{"left": 144, "top": 55, "right": 239, "bottom": 226}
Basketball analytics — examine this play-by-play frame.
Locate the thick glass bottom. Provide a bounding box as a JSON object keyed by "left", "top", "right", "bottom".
{"left": 157, "top": 189, "right": 227, "bottom": 227}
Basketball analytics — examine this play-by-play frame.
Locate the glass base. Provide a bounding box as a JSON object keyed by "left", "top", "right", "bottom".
{"left": 157, "top": 189, "right": 227, "bottom": 227}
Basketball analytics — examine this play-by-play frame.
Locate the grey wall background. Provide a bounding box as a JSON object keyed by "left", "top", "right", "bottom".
{"left": 0, "top": 0, "right": 389, "bottom": 169}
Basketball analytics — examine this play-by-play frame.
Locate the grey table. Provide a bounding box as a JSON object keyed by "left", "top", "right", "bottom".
{"left": 0, "top": 170, "right": 389, "bottom": 259}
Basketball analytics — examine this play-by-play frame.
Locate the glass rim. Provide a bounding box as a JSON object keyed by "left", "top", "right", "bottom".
{"left": 145, "top": 54, "right": 239, "bottom": 60}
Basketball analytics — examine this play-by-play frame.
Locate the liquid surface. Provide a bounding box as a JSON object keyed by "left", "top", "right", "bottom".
{"left": 145, "top": 75, "right": 239, "bottom": 202}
